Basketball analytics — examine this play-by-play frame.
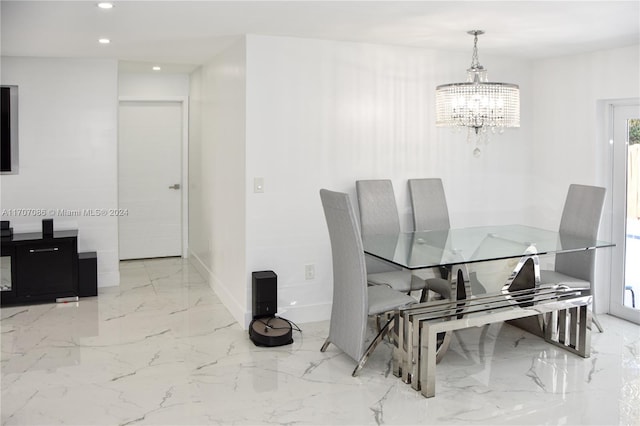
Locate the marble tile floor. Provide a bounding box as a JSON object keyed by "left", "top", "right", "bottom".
{"left": 1, "top": 257, "right": 639, "bottom": 425}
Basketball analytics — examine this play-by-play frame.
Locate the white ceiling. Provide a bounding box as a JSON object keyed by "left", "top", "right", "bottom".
{"left": 2, "top": 1, "right": 639, "bottom": 73}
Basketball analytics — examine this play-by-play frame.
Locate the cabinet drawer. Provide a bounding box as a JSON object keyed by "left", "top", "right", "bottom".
{"left": 15, "top": 240, "right": 77, "bottom": 298}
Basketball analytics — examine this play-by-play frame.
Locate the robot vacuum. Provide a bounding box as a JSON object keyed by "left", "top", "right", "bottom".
{"left": 249, "top": 316, "right": 293, "bottom": 347}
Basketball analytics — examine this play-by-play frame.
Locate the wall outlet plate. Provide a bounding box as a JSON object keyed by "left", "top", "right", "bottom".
{"left": 305, "top": 264, "right": 315, "bottom": 280}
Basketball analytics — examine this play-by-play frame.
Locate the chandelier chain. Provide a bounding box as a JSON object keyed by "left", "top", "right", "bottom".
{"left": 470, "top": 32, "right": 480, "bottom": 69}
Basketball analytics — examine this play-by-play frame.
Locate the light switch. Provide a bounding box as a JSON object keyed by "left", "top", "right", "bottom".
{"left": 254, "top": 177, "right": 264, "bottom": 193}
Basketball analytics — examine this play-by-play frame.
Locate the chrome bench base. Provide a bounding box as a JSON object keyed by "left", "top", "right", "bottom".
{"left": 416, "top": 294, "right": 591, "bottom": 397}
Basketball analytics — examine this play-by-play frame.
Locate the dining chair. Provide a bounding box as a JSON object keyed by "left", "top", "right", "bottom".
{"left": 408, "top": 178, "right": 450, "bottom": 232}
{"left": 355, "top": 179, "right": 425, "bottom": 293}
{"left": 407, "top": 178, "right": 463, "bottom": 300}
{"left": 319, "top": 189, "right": 417, "bottom": 376}
{"left": 539, "top": 184, "right": 607, "bottom": 332}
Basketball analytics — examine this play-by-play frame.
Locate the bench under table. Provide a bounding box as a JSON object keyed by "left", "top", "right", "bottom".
{"left": 392, "top": 287, "right": 592, "bottom": 398}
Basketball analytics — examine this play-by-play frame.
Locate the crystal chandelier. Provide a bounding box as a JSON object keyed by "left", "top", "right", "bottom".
{"left": 436, "top": 30, "right": 520, "bottom": 155}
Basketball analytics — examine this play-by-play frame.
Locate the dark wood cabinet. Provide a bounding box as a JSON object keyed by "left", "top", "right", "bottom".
{"left": 1, "top": 230, "right": 79, "bottom": 305}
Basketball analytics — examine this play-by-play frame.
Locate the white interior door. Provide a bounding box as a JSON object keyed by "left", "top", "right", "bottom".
{"left": 118, "top": 101, "right": 182, "bottom": 260}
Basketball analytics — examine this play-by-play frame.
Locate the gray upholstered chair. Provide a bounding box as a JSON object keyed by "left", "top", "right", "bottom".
{"left": 355, "top": 179, "right": 424, "bottom": 293}
{"left": 319, "top": 189, "right": 416, "bottom": 376}
{"left": 539, "top": 184, "right": 607, "bottom": 332}
{"left": 408, "top": 178, "right": 451, "bottom": 232}
{"left": 407, "top": 178, "right": 459, "bottom": 300}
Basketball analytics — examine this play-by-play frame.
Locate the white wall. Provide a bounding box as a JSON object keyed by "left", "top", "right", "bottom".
{"left": 189, "top": 38, "right": 248, "bottom": 326}
{"left": 192, "top": 35, "right": 637, "bottom": 326}
{"left": 531, "top": 45, "right": 640, "bottom": 313}
{"left": 244, "top": 35, "right": 533, "bottom": 324}
{"left": 188, "top": 68, "right": 204, "bottom": 263}
{"left": 118, "top": 73, "right": 190, "bottom": 98}
{"left": 531, "top": 45, "right": 640, "bottom": 229}
{"left": 0, "top": 57, "right": 120, "bottom": 287}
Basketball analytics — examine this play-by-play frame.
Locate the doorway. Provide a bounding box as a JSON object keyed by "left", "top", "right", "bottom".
{"left": 610, "top": 102, "right": 640, "bottom": 323}
{"left": 118, "top": 99, "right": 188, "bottom": 260}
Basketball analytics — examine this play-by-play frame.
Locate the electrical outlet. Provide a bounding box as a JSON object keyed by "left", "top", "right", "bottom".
{"left": 305, "top": 264, "right": 315, "bottom": 280}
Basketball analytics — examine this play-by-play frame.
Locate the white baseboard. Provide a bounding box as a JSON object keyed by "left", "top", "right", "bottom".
{"left": 188, "top": 250, "right": 332, "bottom": 328}
{"left": 188, "top": 250, "right": 250, "bottom": 328}
{"left": 98, "top": 270, "right": 120, "bottom": 287}
{"left": 275, "top": 301, "right": 331, "bottom": 325}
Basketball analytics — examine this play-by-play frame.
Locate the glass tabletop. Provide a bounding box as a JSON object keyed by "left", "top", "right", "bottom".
{"left": 362, "top": 224, "right": 614, "bottom": 270}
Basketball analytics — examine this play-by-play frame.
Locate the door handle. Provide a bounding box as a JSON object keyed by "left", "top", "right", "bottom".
{"left": 169, "top": 184, "right": 181, "bottom": 190}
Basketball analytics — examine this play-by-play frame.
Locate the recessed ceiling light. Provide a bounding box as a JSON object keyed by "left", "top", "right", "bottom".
{"left": 98, "top": 38, "right": 111, "bottom": 44}
{"left": 152, "top": 66, "right": 161, "bottom": 71}
{"left": 97, "top": 2, "right": 114, "bottom": 9}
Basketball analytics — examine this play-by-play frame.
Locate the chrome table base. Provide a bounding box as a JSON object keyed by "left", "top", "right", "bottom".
{"left": 391, "top": 252, "right": 593, "bottom": 398}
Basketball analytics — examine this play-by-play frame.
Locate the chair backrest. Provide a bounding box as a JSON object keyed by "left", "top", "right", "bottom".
{"left": 555, "top": 184, "right": 606, "bottom": 283}
{"left": 320, "top": 189, "right": 369, "bottom": 362}
{"left": 408, "top": 178, "right": 451, "bottom": 231}
{"left": 356, "top": 180, "right": 401, "bottom": 237}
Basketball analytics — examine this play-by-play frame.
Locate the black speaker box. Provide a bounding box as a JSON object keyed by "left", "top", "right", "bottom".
{"left": 252, "top": 270, "right": 277, "bottom": 318}
{"left": 42, "top": 218, "right": 54, "bottom": 237}
{"left": 0, "top": 221, "right": 10, "bottom": 237}
{"left": 78, "top": 251, "right": 98, "bottom": 297}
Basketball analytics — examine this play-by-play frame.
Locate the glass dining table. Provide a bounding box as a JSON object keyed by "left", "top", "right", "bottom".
{"left": 362, "top": 223, "right": 615, "bottom": 311}
{"left": 362, "top": 224, "right": 614, "bottom": 273}
{"left": 362, "top": 224, "right": 615, "bottom": 397}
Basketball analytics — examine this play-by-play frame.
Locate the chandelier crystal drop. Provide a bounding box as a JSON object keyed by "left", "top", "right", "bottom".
{"left": 436, "top": 30, "right": 520, "bottom": 153}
